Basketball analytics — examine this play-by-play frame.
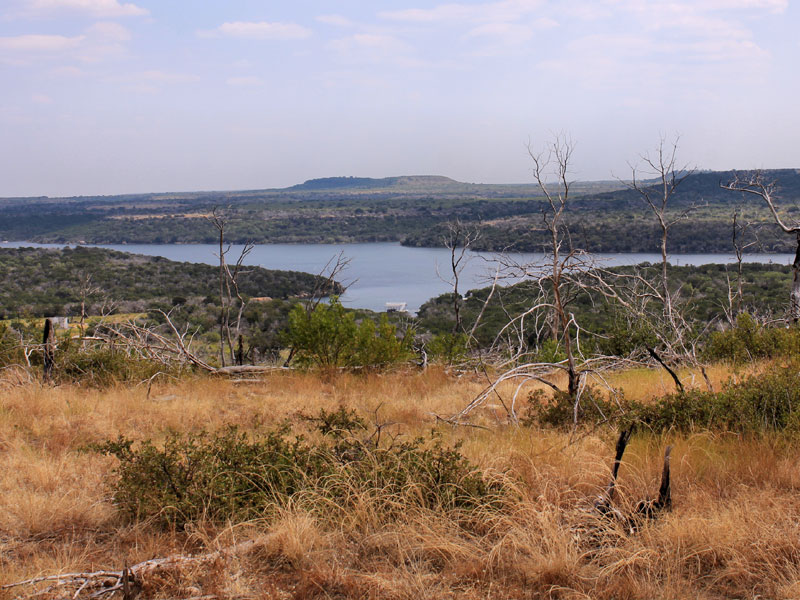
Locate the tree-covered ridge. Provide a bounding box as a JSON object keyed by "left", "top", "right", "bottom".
{"left": 0, "top": 246, "right": 336, "bottom": 319}
{"left": 417, "top": 262, "right": 794, "bottom": 348}
{"left": 0, "top": 169, "right": 798, "bottom": 250}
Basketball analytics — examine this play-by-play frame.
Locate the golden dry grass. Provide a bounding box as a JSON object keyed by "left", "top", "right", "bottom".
{"left": 1, "top": 364, "right": 799, "bottom": 599}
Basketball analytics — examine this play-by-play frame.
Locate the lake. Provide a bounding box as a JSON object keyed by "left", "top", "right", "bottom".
{"left": 1, "top": 241, "right": 794, "bottom": 313}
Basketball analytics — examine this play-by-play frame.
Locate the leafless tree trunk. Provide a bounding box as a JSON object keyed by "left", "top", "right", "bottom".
{"left": 724, "top": 210, "right": 759, "bottom": 323}
{"left": 528, "top": 136, "right": 580, "bottom": 397}
{"left": 206, "top": 208, "right": 255, "bottom": 366}
{"left": 722, "top": 172, "right": 800, "bottom": 323}
{"left": 626, "top": 136, "right": 695, "bottom": 333}
{"left": 441, "top": 219, "right": 480, "bottom": 334}
{"left": 208, "top": 210, "right": 227, "bottom": 366}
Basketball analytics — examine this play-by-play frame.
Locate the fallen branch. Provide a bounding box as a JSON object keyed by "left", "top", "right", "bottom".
{"left": 2, "top": 541, "right": 257, "bottom": 599}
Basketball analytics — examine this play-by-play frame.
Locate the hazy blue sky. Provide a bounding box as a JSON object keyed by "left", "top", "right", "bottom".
{"left": 1, "top": 0, "right": 798, "bottom": 197}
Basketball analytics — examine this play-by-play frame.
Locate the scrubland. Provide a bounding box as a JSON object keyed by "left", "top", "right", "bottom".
{"left": 2, "top": 364, "right": 800, "bottom": 599}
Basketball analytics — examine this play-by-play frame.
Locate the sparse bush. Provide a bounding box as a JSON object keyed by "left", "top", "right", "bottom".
{"left": 91, "top": 407, "right": 495, "bottom": 527}
{"left": 54, "top": 339, "right": 176, "bottom": 386}
{"left": 0, "top": 323, "right": 25, "bottom": 367}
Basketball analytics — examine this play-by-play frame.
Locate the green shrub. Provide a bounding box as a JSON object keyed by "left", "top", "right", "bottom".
{"left": 596, "top": 317, "right": 659, "bottom": 357}
{"left": 426, "top": 332, "right": 469, "bottom": 364}
{"left": 704, "top": 313, "right": 800, "bottom": 362}
{"left": 630, "top": 366, "right": 800, "bottom": 433}
{"left": 91, "top": 407, "right": 495, "bottom": 527}
{"left": 524, "top": 387, "right": 622, "bottom": 428}
{"left": 533, "top": 339, "right": 567, "bottom": 364}
{"left": 524, "top": 364, "right": 800, "bottom": 434}
{"left": 285, "top": 297, "right": 414, "bottom": 368}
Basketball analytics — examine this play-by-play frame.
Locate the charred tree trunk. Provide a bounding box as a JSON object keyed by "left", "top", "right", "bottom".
{"left": 647, "top": 347, "right": 684, "bottom": 394}
{"left": 594, "top": 426, "right": 633, "bottom": 516}
{"left": 632, "top": 445, "right": 673, "bottom": 523}
{"left": 235, "top": 334, "right": 244, "bottom": 366}
{"left": 42, "top": 318, "right": 55, "bottom": 382}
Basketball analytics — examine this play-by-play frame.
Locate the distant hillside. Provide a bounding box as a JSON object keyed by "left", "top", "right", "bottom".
{"left": 0, "top": 169, "right": 798, "bottom": 251}
{"left": 286, "top": 175, "right": 624, "bottom": 197}
{"left": 570, "top": 168, "right": 800, "bottom": 211}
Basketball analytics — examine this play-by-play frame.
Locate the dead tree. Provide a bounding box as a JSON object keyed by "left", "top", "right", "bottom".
{"left": 206, "top": 208, "right": 255, "bottom": 366}
{"left": 594, "top": 426, "right": 633, "bottom": 519}
{"left": 529, "top": 135, "right": 581, "bottom": 398}
{"left": 724, "top": 210, "right": 760, "bottom": 323}
{"left": 722, "top": 172, "right": 800, "bottom": 323}
{"left": 449, "top": 137, "right": 631, "bottom": 423}
{"left": 626, "top": 136, "right": 696, "bottom": 348}
{"left": 440, "top": 219, "right": 481, "bottom": 334}
{"left": 633, "top": 445, "right": 672, "bottom": 521}
{"left": 76, "top": 272, "right": 101, "bottom": 342}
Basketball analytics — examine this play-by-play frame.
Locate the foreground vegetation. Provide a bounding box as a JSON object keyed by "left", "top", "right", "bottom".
{"left": 3, "top": 365, "right": 800, "bottom": 599}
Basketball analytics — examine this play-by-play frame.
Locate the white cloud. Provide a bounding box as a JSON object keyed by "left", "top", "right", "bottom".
{"left": 86, "top": 21, "right": 131, "bottom": 42}
{"left": 330, "top": 33, "right": 411, "bottom": 56}
{"left": 0, "top": 21, "right": 134, "bottom": 64}
{"left": 204, "top": 21, "right": 312, "bottom": 40}
{"left": 227, "top": 76, "right": 263, "bottom": 86}
{"left": 380, "top": 0, "right": 544, "bottom": 24}
{"left": 380, "top": 4, "right": 482, "bottom": 22}
{"left": 316, "top": 15, "right": 354, "bottom": 27}
{"left": 692, "top": 0, "right": 787, "bottom": 12}
{"left": 25, "top": 0, "right": 148, "bottom": 17}
{"left": 466, "top": 22, "right": 537, "bottom": 44}
{"left": 0, "top": 33, "right": 85, "bottom": 51}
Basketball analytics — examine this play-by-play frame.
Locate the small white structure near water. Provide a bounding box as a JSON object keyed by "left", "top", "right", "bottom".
{"left": 385, "top": 302, "right": 408, "bottom": 313}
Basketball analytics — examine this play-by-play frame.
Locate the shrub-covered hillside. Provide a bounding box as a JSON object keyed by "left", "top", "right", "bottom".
{"left": 0, "top": 246, "right": 339, "bottom": 318}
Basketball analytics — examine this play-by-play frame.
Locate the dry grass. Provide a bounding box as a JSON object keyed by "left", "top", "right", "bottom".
{"left": 1, "top": 364, "right": 799, "bottom": 599}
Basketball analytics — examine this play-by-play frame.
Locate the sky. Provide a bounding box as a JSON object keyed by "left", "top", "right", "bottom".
{"left": 0, "top": 0, "right": 798, "bottom": 197}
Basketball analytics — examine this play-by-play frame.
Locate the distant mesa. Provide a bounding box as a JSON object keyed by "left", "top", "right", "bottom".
{"left": 288, "top": 175, "right": 460, "bottom": 191}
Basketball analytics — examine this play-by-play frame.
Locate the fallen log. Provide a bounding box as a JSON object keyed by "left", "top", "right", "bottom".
{"left": 214, "top": 365, "right": 290, "bottom": 375}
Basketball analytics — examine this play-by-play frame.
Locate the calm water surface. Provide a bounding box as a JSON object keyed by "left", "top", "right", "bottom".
{"left": 2, "top": 242, "right": 793, "bottom": 313}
